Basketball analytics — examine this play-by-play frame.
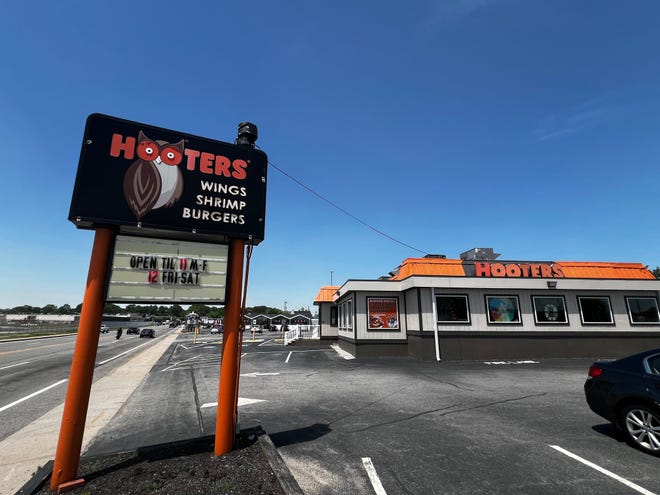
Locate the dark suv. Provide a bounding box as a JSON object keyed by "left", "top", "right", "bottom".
{"left": 139, "top": 328, "right": 155, "bottom": 338}
{"left": 126, "top": 327, "right": 140, "bottom": 335}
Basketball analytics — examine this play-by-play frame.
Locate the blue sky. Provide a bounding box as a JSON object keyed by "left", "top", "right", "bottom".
{"left": 1, "top": 1, "right": 659, "bottom": 312}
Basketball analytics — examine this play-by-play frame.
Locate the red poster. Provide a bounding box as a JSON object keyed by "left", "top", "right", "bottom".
{"left": 367, "top": 297, "right": 399, "bottom": 330}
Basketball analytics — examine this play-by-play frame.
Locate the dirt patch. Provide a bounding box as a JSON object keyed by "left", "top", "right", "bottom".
{"left": 30, "top": 429, "right": 289, "bottom": 495}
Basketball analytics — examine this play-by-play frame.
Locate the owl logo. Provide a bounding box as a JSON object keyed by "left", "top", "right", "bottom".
{"left": 123, "top": 131, "right": 185, "bottom": 220}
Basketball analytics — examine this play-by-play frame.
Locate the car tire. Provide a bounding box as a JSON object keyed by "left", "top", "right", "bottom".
{"left": 620, "top": 404, "right": 660, "bottom": 455}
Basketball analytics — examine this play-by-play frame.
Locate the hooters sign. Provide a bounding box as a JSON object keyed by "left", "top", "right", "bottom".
{"left": 69, "top": 114, "right": 268, "bottom": 244}
{"left": 466, "top": 261, "right": 565, "bottom": 278}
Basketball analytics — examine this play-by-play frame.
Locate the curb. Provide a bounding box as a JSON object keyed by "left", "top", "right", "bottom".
{"left": 256, "top": 430, "right": 305, "bottom": 495}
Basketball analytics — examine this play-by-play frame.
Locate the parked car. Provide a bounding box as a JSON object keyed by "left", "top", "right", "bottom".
{"left": 126, "top": 327, "right": 140, "bottom": 335}
{"left": 210, "top": 326, "right": 220, "bottom": 334}
{"left": 584, "top": 348, "right": 660, "bottom": 455}
{"left": 139, "top": 328, "right": 155, "bottom": 338}
{"left": 100, "top": 324, "right": 110, "bottom": 333}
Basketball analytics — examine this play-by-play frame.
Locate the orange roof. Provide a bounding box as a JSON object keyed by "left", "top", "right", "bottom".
{"left": 313, "top": 286, "right": 340, "bottom": 303}
{"left": 390, "top": 258, "right": 466, "bottom": 280}
{"left": 556, "top": 261, "right": 655, "bottom": 280}
{"left": 390, "top": 258, "right": 655, "bottom": 280}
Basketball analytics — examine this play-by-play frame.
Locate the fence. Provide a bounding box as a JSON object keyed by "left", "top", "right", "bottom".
{"left": 284, "top": 324, "right": 319, "bottom": 345}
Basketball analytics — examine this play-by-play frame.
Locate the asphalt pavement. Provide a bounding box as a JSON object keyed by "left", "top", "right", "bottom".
{"left": 0, "top": 325, "right": 178, "bottom": 494}
{"left": 4, "top": 328, "right": 660, "bottom": 494}
{"left": 83, "top": 331, "right": 660, "bottom": 495}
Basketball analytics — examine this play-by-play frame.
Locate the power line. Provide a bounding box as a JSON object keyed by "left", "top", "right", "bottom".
{"left": 266, "top": 158, "right": 429, "bottom": 256}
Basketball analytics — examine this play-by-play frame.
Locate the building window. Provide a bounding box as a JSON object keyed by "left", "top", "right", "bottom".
{"left": 578, "top": 296, "right": 614, "bottom": 325}
{"left": 626, "top": 297, "right": 660, "bottom": 324}
{"left": 367, "top": 297, "right": 400, "bottom": 330}
{"left": 485, "top": 296, "right": 521, "bottom": 324}
{"left": 532, "top": 296, "right": 568, "bottom": 325}
{"left": 339, "top": 298, "right": 353, "bottom": 331}
{"left": 330, "top": 306, "right": 338, "bottom": 327}
{"left": 436, "top": 294, "right": 470, "bottom": 324}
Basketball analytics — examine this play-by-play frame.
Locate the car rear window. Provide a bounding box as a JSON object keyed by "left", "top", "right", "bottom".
{"left": 646, "top": 354, "right": 660, "bottom": 375}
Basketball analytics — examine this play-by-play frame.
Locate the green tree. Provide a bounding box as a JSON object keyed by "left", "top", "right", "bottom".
{"left": 57, "top": 304, "right": 72, "bottom": 314}
{"left": 188, "top": 304, "right": 211, "bottom": 316}
{"left": 104, "top": 303, "right": 122, "bottom": 314}
{"left": 41, "top": 304, "right": 58, "bottom": 314}
{"left": 653, "top": 267, "right": 660, "bottom": 279}
{"left": 170, "top": 304, "right": 185, "bottom": 317}
{"left": 11, "top": 305, "right": 40, "bottom": 314}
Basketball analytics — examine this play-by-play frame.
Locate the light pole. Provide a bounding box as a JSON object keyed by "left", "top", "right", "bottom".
{"left": 330, "top": 270, "right": 334, "bottom": 285}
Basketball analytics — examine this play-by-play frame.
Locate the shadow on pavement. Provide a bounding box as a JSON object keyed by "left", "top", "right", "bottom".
{"left": 269, "top": 422, "right": 332, "bottom": 448}
{"left": 591, "top": 422, "right": 627, "bottom": 443}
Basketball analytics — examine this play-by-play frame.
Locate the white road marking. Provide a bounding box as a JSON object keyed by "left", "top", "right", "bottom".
{"left": 331, "top": 344, "right": 355, "bottom": 360}
{"left": 200, "top": 397, "right": 266, "bottom": 409}
{"left": 285, "top": 351, "right": 292, "bottom": 363}
{"left": 549, "top": 445, "right": 657, "bottom": 495}
{"left": 362, "top": 457, "right": 387, "bottom": 495}
{"left": 0, "top": 379, "right": 68, "bottom": 413}
{"left": 0, "top": 362, "right": 29, "bottom": 371}
{"left": 240, "top": 372, "right": 280, "bottom": 377}
{"left": 484, "top": 360, "right": 539, "bottom": 365}
{"left": 161, "top": 355, "right": 201, "bottom": 372}
{"left": 98, "top": 340, "right": 155, "bottom": 365}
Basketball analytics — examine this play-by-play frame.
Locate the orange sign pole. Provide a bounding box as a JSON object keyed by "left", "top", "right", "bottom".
{"left": 50, "top": 227, "right": 115, "bottom": 492}
{"left": 214, "top": 238, "right": 245, "bottom": 455}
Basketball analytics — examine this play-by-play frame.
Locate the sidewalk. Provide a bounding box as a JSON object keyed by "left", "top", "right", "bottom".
{"left": 0, "top": 331, "right": 179, "bottom": 494}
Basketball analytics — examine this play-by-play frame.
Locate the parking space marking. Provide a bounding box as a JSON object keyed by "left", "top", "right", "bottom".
{"left": 200, "top": 397, "right": 266, "bottom": 408}
{"left": 331, "top": 344, "right": 355, "bottom": 360}
{"left": 0, "top": 361, "right": 29, "bottom": 371}
{"left": 0, "top": 379, "right": 68, "bottom": 413}
{"left": 484, "top": 360, "right": 539, "bottom": 365}
{"left": 161, "top": 355, "right": 201, "bottom": 372}
{"left": 549, "top": 445, "right": 657, "bottom": 495}
{"left": 362, "top": 457, "right": 387, "bottom": 495}
{"left": 285, "top": 351, "right": 292, "bottom": 363}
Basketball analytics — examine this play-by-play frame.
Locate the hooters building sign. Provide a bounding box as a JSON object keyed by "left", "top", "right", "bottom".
{"left": 465, "top": 261, "right": 565, "bottom": 278}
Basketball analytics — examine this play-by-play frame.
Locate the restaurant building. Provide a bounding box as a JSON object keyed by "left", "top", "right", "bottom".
{"left": 314, "top": 249, "right": 660, "bottom": 360}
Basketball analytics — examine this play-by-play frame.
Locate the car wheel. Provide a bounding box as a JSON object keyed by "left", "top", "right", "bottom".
{"left": 620, "top": 404, "right": 660, "bottom": 455}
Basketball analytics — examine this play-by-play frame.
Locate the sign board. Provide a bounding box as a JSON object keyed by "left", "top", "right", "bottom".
{"left": 69, "top": 114, "right": 268, "bottom": 244}
{"left": 107, "top": 235, "right": 228, "bottom": 303}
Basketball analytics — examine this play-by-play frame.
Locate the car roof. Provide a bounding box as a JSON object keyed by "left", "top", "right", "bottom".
{"left": 607, "top": 348, "right": 660, "bottom": 370}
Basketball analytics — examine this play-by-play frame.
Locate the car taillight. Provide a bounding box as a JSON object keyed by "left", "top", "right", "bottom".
{"left": 588, "top": 365, "right": 603, "bottom": 378}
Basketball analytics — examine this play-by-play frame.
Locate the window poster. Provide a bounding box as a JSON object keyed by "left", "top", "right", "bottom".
{"left": 367, "top": 297, "right": 399, "bottom": 330}
{"left": 486, "top": 296, "right": 521, "bottom": 324}
{"left": 532, "top": 296, "right": 568, "bottom": 324}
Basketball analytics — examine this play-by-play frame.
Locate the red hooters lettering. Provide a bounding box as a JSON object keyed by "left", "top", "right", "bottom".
{"left": 475, "top": 262, "right": 490, "bottom": 277}
{"left": 474, "top": 262, "right": 566, "bottom": 278}
{"left": 552, "top": 264, "right": 565, "bottom": 277}
{"left": 110, "top": 133, "right": 249, "bottom": 179}
{"left": 110, "top": 133, "right": 136, "bottom": 159}
{"left": 491, "top": 263, "right": 506, "bottom": 277}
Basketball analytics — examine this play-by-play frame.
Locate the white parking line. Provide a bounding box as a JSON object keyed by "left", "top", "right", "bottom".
{"left": 549, "top": 445, "right": 657, "bottom": 495}
{"left": 362, "top": 457, "right": 387, "bottom": 495}
{"left": 200, "top": 397, "right": 266, "bottom": 408}
{"left": 331, "top": 344, "right": 355, "bottom": 360}
{"left": 98, "top": 340, "right": 155, "bottom": 365}
{"left": 0, "top": 379, "right": 68, "bottom": 413}
{"left": 0, "top": 361, "right": 29, "bottom": 371}
{"left": 285, "top": 351, "right": 292, "bottom": 363}
{"left": 484, "top": 360, "right": 539, "bottom": 365}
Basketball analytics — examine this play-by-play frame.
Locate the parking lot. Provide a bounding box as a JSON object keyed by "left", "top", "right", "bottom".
{"left": 87, "top": 333, "right": 660, "bottom": 494}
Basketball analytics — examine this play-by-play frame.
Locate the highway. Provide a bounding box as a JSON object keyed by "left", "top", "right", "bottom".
{"left": 0, "top": 324, "right": 177, "bottom": 443}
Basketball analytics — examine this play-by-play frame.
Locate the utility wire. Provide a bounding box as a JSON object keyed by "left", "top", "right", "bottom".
{"left": 266, "top": 158, "right": 429, "bottom": 256}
